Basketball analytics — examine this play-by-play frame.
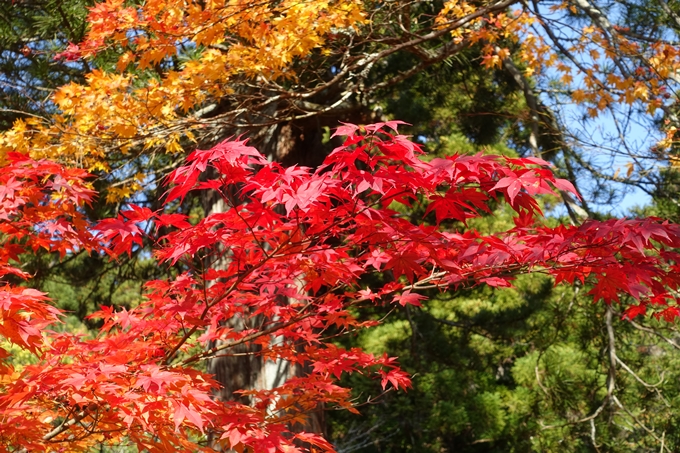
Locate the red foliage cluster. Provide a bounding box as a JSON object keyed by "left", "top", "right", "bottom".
{"left": 1, "top": 124, "right": 680, "bottom": 452}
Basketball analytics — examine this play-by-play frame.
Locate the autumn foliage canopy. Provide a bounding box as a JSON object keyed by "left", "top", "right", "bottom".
{"left": 1, "top": 124, "right": 680, "bottom": 451}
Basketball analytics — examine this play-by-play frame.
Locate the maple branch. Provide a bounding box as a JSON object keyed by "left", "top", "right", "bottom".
{"left": 370, "top": 41, "right": 467, "bottom": 92}
{"left": 498, "top": 47, "right": 589, "bottom": 223}
{"left": 537, "top": 289, "right": 619, "bottom": 432}
{"left": 0, "top": 79, "right": 55, "bottom": 93}
{"left": 609, "top": 314, "right": 673, "bottom": 409}
{"left": 498, "top": 46, "right": 540, "bottom": 156}
{"left": 107, "top": 161, "right": 180, "bottom": 189}
{"left": 334, "top": 421, "right": 395, "bottom": 453}
{"left": 0, "top": 108, "right": 49, "bottom": 121}
{"left": 532, "top": 0, "right": 679, "bottom": 133}
{"left": 539, "top": 398, "right": 608, "bottom": 431}
{"left": 15, "top": 410, "right": 90, "bottom": 452}
{"left": 163, "top": 186, "right": 413, "bottom": 365}
{"left": 659, "top": 0, "right": 680, "bottom": 30}
{"left": 564, "top": 146, "right": 655, "bottom": 195}
{"left": 173, "top": 311, "right": 313, "bottom": 368}
{"left": 605, "top": 305, "right": 617, "bottom": 398}
{"left": 161, "top": 223, "right": 306, "bottom": 365}
{"left": 534, "top": 363, "right": 550, "bottom": 397}
{"left": 190, "top": 0, "right": 519, "bottom": 131}
{"left": 611, "top": 394, "right": 672, "bottom": 452}
{"left": 627, "top": 320, "right": 680, "bottom": 350}
{"left": 615, "top": 355, "right": 666, "bottom": 390}
{"left": 530, "top": 1, "right": 607, "bottom": 88}
{"left": 346, "top": 388, "right": 395, "bottom": 410}
{"left": 287, "top": 90, "right": 355, "bottom": 121}
{"left": 402, "top": 271, "right": 448, "bottom": 291}
{"left": 173, "top": 263, "right": 478, "bottom": 368}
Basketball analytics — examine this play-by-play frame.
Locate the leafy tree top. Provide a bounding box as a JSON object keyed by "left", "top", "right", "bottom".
{"left": 2, "top": 0, "right": 680, "bottom": 201}
{"left": 1, "top": 125, "right": 679, "bottom": 451}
